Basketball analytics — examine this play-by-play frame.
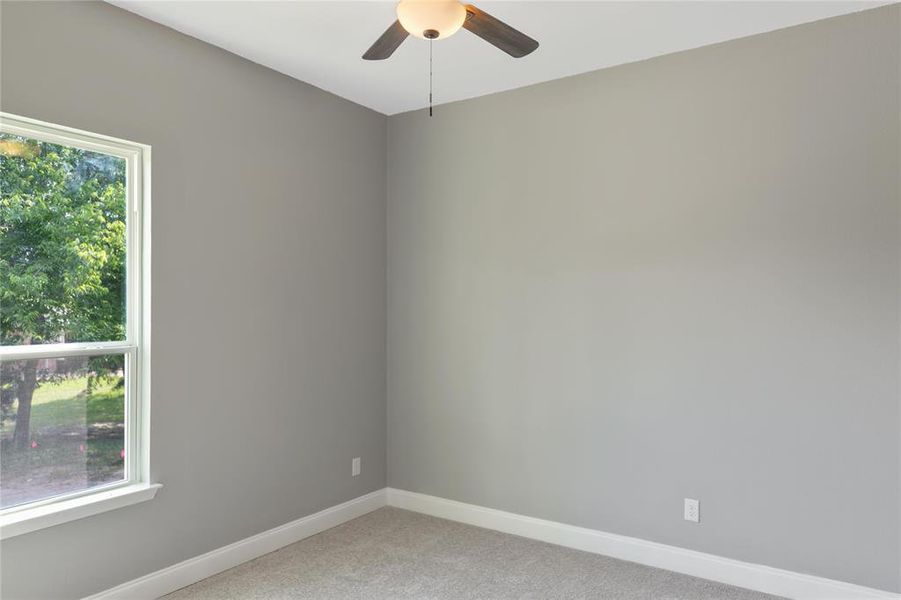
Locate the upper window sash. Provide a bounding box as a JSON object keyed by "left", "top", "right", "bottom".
{"left": 0, "top": 114, "right": 148, "bottom": 353}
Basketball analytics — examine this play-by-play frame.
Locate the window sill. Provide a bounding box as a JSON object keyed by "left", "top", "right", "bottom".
{"left": 0, "top": 483, "right": 162, "bottom": 540}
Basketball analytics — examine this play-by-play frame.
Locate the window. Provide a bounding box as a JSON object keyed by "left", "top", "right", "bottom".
{"left": 0, "top": 113, "right": 155, "bottom": 536}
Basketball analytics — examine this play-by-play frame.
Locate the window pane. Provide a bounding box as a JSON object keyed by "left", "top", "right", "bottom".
{"left": 0, "top": 133, "right": 127, "bottom": 345}
{"left": 0, "top": 354, "right": 126, "bottom": 508}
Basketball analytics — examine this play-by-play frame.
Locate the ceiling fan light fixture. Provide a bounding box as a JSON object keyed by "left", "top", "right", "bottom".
{"left": 396, "top": 0, "right": 467, "bottom": 40}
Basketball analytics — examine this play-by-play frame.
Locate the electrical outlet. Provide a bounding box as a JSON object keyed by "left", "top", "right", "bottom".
{"left": 352, "top": 457, "right": 361, "bottom": 477}
{"left": 684, "top": 498, "right": 700, "bottom": 523}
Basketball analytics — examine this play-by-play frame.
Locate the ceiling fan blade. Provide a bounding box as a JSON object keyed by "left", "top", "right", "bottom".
{"left": 363, "top": 20, "right": 409, "bottom": 60}
{"left": 462, "top": 4, "right": 538, "bottom": 58}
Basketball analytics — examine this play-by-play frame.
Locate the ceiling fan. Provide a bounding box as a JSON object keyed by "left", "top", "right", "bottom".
{"left": 362, "top": 0, "right": 539, "bottom": 60}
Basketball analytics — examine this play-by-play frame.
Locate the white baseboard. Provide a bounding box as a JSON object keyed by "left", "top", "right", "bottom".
{"left": 83, "top": 486, "right": 897, "bottom": 600}
{"left": 84, "top": 488, "right": 387, "bottom": 600}
{"left": 386, "top": 488, "right": 899, "bottom": 600}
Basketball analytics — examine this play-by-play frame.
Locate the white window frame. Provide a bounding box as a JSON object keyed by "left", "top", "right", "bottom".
{"left": 0, "top": 113, "right": 159, "bottom": 539}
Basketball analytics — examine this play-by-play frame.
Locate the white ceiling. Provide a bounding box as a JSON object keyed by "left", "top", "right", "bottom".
{"left": 109, "top": 1, "right": 890, "bottom": 115}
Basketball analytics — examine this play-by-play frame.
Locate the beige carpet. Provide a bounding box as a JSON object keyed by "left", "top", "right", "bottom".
{"left": 165, "top": 507, "right": 785, "bottom": 599}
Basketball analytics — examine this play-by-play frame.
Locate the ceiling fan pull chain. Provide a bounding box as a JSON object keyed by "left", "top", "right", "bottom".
{"left": 429, "top": 38, "right": 433, "bottom": 117}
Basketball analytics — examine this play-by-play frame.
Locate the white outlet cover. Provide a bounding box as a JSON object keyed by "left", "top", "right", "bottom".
{"left": 684, "top": 498, "right": 700, "bottom": 523}
{"left": 352, "top": 457, "right": 361, "bottom": 477}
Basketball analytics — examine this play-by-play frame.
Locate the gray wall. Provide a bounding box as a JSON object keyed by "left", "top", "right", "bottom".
{"left": 0, "top": 2, "right": 386, "bottom": 598}
{"left": 387, "top": 5, "right": 901, "bottom": 593}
